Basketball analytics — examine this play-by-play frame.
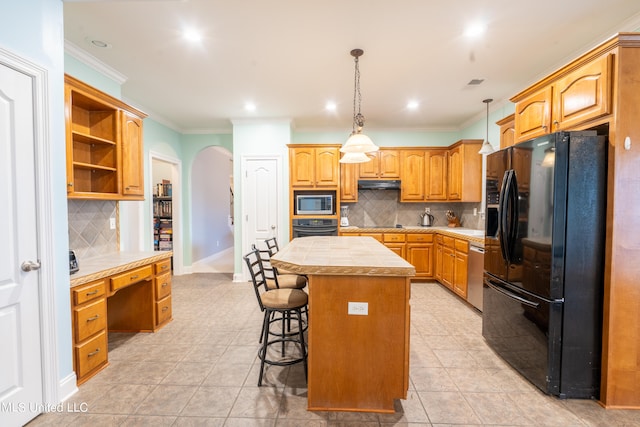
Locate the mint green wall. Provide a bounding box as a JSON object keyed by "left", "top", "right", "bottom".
{"left": 64, "top": 54, "right": 121, "bottom": 98}
{"left": 292, "top": 129, "right": 459, "bottom": 147}
{"left": 1, "top": 0, "right": 71, "bottom": 389}
{"left": 459, "top": 103, "right": 516, "bottom": 150}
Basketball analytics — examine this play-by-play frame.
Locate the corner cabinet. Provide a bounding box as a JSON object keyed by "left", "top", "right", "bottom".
{"left": 65, "top": 74, "right": 147, "bottom": 200}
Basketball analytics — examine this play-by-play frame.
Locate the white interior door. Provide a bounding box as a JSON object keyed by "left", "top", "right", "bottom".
{"left": 0, "top": 64, "right": 44, "bottom": 425}
{"left": 242, "top": 157, "right": 280, "bottom": 259}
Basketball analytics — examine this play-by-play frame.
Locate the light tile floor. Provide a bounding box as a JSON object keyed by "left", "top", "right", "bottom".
{"left": 30, "top": 274, "right": 640, "bottom": 426}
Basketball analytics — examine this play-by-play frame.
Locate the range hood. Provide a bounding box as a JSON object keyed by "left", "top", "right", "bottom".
{"left": 358, "top": 179, "right": 401, "bottom": 190}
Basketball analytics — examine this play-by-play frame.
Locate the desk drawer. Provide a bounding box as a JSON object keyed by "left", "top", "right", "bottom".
{"left": 110, "top": 265, "right": 153, "bottom": 293}
{"left": 155, "top": 258, "right": 171, "bottom": 274}
{"left": 155, "top": 271, "right": 172, "bottom": 300}
{"left": 72, "top": 279, "right": 106, "bottom": 305}
{"left": 75, "top": 331, "right": 107, "bottom": 378}
{"left": 74, "top": 299, "right": 107, "bottom": 342}
{"left": 156, "top": 295, "right": 172, "bottom": 325}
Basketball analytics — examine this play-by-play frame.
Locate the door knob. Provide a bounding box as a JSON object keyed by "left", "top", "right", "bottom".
{"left": 21, "top": 260, "right": 41, "bottom": 272}
{"left": 271, "top": 225, "right": 276, "bottom": 230}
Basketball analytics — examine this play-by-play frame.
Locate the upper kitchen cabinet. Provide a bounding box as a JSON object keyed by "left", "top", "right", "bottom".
{"left": 447, "top": 140, "right": 483, "bottom": 202}
{"left": 497, "top": 114, "right": 516, "bottom": 149}
{"left": 65, "top": 75, "right": 147, "bottom": 200}
{"left": 513, "top": 52, "right": 613, "bottom": 143}
{"left": 400, "top": 149, "right": 448, "bottom": 202}
{"left": 289, "top": 144, "right": 340, "bottom": 188}
{"left": 339, "top": 158, "right": 359, "bottom": 203}
{"left": 359, "top": 149, "right": 400, "bottom": 179}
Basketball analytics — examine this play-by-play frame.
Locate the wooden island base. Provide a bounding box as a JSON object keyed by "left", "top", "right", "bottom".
{"left": 271, "top": 236, "right": 415, "bottom": 413}
{"left": 307, "top": 274, "right": 410, "bottom": 413}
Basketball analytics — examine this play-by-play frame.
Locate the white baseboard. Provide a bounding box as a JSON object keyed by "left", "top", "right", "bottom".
{"left": 58, "top": 372, "right": 78, "bottom": 403}
{"left": 233, "top": 273, "right": 245, "bottom": 283}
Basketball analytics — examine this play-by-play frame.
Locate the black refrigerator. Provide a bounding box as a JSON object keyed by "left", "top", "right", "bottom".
{"left": 482, "top": 131, "right": 606, "bottom": 399}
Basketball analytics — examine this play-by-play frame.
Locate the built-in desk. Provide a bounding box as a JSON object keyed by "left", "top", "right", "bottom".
{"left": 69, "top": 251, "right": 173, "bottom": 384}
{"left": 271, "top": 236, "right": 415, "bottom": 413}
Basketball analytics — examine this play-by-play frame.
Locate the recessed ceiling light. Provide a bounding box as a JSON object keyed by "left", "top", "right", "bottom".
{"left": 244, "top": 102, "right": 256, "bottom": 112}
{"left": 464, "top": 23, "right": 486, "bottom": 38}
{"left": 325, "top": 101, "right": 337, "bottom": 112}
{"left": 407, "top": 100, "right": 419, "bottom": 110}
{"left": 183, "top": 28, "right": 202, "bottom": 43}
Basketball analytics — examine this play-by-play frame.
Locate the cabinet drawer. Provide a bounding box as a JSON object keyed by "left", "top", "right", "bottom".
{"left": 156, "top": 295, "right": 172, "bottom": 325}
{"left": 441, "top": 236, "right": 454, "bottom": 248}
{"left": 155, "top": 271, "right": 172, "bottom": 300}
{"left": 74, "top": 299, "right": 107, "bottom": 342}
{"left": 455, "top": 239, "right": 469, "bottom": 253}
{"left": 407, "top": 233, "right": 434, "bottom": 243}
{"left": 359, "top": 233, "right": 383, "bottom": 242}
{"left": 155, "top": 258, "right": 171, "bottom": 274}
{"left": 384, "top": 233, "right": 406, "bottom": 243}
{"left": 72, "top": 279, "right": 106, "bottom": 305}
{"left": 75, "top": 331, "right": 108, "bottom": 378}
{"left": 110, "top": 265, "right": 153, "bottom": 293}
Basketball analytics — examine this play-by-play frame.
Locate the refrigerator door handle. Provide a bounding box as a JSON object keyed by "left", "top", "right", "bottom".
{"left": 499, "top": 170, "right": 513, "bottom": 263}
{"left": 484, "top": 278, "right": 540, "bottom": 309}
{"left": 507, "top": 170, "right": 520, "bottom": 261}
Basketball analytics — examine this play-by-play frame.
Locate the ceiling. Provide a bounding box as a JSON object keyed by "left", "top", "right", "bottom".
{"left": 63, "top": 0, "right": 640, "bottom": 134}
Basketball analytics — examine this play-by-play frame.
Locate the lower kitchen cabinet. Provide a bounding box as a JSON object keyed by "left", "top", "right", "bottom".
{"left": 453, "top": 240, "right": 469, "bottom": 298}
{"left": 406, "top": 233, "right": 434, "bottom": 278}
{"left": 435, "top": 235, "right": 469, "bottom": 299}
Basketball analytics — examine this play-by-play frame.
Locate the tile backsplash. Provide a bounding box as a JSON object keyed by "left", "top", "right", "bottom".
{"left": 68, "top": 199, "right": 118, "bottom": 260}
{"left": 343, "top": 189, "right": 484, "bottom": 230}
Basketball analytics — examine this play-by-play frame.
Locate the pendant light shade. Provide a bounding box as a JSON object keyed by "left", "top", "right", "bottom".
{"left": 339, "top": 48, "right": 378, "bottom": 160}
{"left": 339, "top": 151, "right": 372, "bottom": 163}
{"left": 479, "top": 98, "right": 495, "bottom": 155}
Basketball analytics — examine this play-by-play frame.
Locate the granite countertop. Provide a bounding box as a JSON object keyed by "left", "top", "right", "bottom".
{"left": 340, "top": 225, "right": 485, "bottom": 246}
{"left": 70, "top": 251, "right": 173, "bottom": 287}
{"left": 271, "top": 236, "right": 416, "bottom": 277}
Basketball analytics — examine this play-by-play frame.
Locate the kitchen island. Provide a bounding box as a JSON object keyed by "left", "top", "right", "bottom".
{"left": 271, "top": 236, "right": 415, "bottom": 413}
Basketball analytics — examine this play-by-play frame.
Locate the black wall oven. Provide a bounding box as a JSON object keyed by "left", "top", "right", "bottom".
{"left": 292, "top": 218, "right": 338, "bottom": 238}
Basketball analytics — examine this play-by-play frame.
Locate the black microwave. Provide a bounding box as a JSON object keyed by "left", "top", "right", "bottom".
{"left": 294, "top": 192, "right": 335, "bottom": 215}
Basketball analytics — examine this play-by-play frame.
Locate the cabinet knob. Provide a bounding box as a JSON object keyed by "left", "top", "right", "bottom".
{"left": 68, "top": 182, "right": 73, "bottom": 187}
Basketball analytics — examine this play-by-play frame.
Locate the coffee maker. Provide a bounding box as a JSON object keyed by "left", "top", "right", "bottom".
{"left": 340, "top": 206, "right": 349, "bottom": 227}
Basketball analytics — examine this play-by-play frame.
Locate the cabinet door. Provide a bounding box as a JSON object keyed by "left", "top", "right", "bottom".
{"left": 290, "top": 147, "right": 315, "bottom": 187}
{"left": 121, "top": 111, "right": 145, "bottom": 198}
{"left": 498, "top": 115, "right": 516, "bottom": 149}
{"left": 358, "top": 152, "right": 379, "bottom": 178}
{"left": 340, "top": 161, "right": 358, "bottom": 202}
{"left": 453, "top": 251, "right": 468, "bottom": 298}
{"left": 441, "top": 246, "right": 455, "bottom": 289}
{"left": 385, "top": 243, "right": 406, "bottom": 259}
{"left": 514, "top": 86, "right": 553, "bottom": 142}
{"left": 553, "top": 53, "right": 612, "bottom": 130}
{"left": 400, "top": 150, "right": 425, "bottom": 201}
{"left": 379, "top": 149, "right": 400, "bottom": 178}
{"left": 434, "top": 241, "right": 443, "bottom": 281}
{"left": 447, "top": 146, "right": 462, "bottom": 200}
{"left": 314, "top": 146, "right": 339, "bottom": 187}
{"left": 426, "top": 150, "right": 448, "bottom": 200}
{"left": 407, "top": 244, "right": 433, "bottom": 277}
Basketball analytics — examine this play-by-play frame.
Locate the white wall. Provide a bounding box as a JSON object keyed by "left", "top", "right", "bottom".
{"left": 191, "top": 146, "right": 234, "bottom": 261}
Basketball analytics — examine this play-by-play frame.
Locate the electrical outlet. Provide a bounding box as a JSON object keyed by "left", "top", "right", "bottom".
{"left": 348, "top": 302, "right": 368, "bottom": 316}
{"left": 473, "top": 208, "right": 477, "bottom": 216}
{"left": 109, "top": 217, "right": 116, "bottom": 230}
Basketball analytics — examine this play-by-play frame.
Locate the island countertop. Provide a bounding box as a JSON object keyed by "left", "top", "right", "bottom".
{"left": 270, "top": 236, "right": 416, "bottom": 277}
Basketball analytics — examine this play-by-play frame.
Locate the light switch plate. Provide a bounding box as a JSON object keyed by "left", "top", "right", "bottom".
{"left": 109, "top": 217, "right": 116, "bottom": 230}
{"left": 348, "top": 302, "right": 368, "bottom": 316}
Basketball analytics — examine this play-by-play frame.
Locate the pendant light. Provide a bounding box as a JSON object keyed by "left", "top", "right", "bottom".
{"left": 478, "top": 98, "right": 495, "bottom": 155}
{"left": 339, "top": 48, "right": 378, "bottom": 162}
{"left": 340, "top": 151, "right": 372, "bottom": 163}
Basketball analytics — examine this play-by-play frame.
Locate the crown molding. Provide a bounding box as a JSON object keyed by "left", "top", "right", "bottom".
{"left": 64, "top": 40, "right": 127, "bottom": 85}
